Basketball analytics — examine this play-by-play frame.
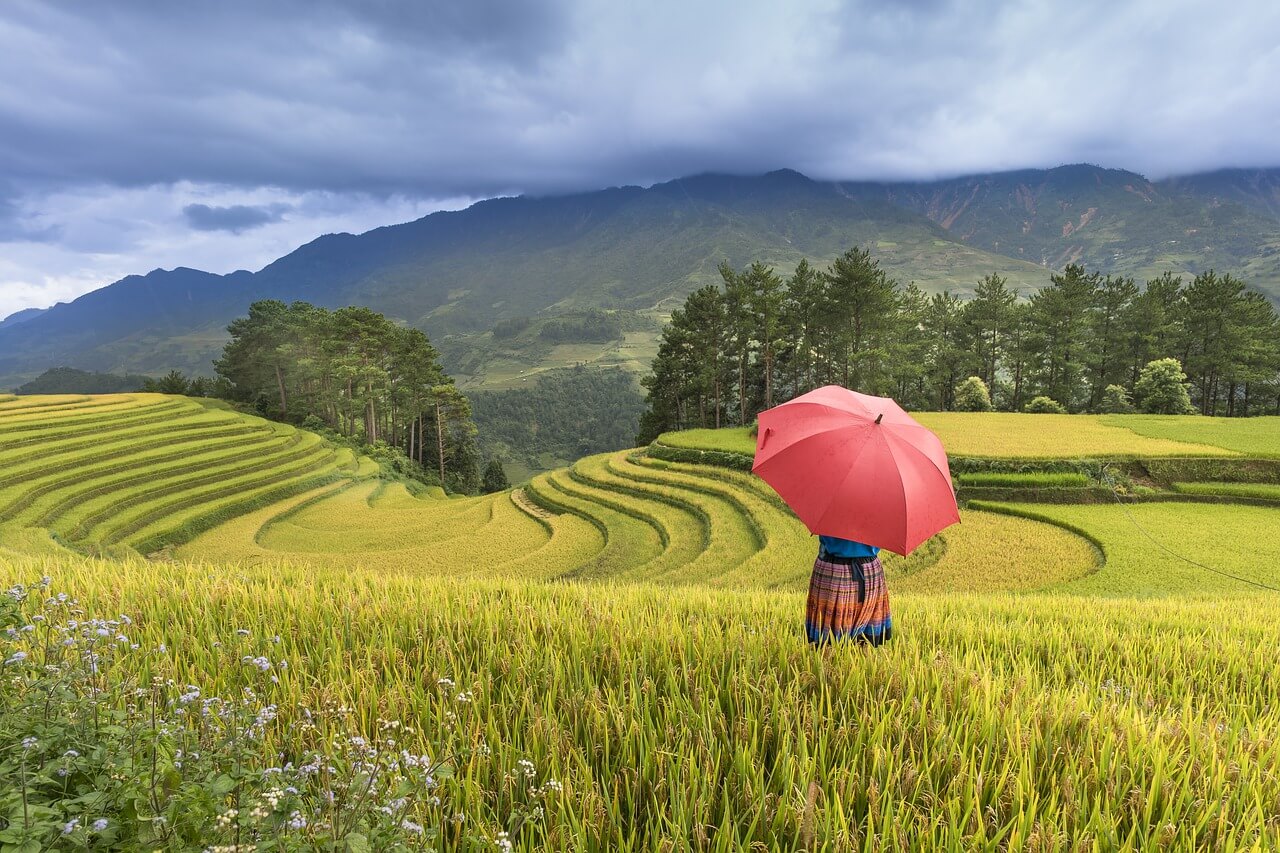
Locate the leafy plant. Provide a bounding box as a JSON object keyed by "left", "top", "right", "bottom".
{"left": 0, "top": 580, "right": 556, "bottom": 850}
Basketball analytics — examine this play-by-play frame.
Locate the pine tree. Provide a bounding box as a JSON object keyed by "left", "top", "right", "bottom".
{"left": 481, "top": 458, "right": 509, "bottom": 493}
{"left": 820, "top": 247, "right": 899, "bottom": 394}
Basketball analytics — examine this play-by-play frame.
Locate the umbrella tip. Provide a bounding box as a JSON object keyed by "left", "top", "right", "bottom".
{"left": 875, "top": 413, "right": 883, "bottom": 424}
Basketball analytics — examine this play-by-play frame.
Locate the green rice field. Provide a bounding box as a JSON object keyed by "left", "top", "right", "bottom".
{"left": 4, "top": 395, "right": 1280, "bottom": 849}
{"left": 659, "top": 413, "right": 1280, "bottom": 459}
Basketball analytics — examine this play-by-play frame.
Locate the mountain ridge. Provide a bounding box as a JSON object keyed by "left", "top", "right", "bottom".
{"left": 3, "top": 163, "right": 1279, "bottom": 389}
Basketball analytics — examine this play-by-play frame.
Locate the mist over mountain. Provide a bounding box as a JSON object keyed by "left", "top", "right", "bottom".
{"left": 2, "top": 163, "right": 1278, "bottom": 390}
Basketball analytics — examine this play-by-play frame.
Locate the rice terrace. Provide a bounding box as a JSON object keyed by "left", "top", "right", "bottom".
{"left": 7, "top": 2, "right": 1280, "bottom": 851}
{"left": 3, "top": 389, "right": 1280, "bottom": 849}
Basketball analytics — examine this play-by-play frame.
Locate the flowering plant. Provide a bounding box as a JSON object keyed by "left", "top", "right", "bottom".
{"left": 0, "top": 580, "right": 558, "bottom": 850}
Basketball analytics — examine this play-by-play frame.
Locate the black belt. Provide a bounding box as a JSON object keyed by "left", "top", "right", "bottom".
{"left": 819, "top": 552, "right": 877, "bottom": 565}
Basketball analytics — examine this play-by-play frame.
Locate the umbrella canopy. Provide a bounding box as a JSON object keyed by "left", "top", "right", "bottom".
{"left": 752, "top": 385, "right": 959, "bottom": 555}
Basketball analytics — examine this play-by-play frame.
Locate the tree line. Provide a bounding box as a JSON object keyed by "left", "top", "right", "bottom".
{"left": 638, "top": 248, "right": 1280, "bottom": 441}
{"left": 214, "top": 300, "right": 482, "bottom": 493}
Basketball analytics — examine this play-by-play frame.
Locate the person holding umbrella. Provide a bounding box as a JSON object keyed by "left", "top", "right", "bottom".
{"left": 752, "top": 386, "right": 960, "bottom": 646}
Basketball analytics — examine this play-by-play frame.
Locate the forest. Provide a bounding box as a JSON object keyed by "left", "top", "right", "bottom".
{"left": 471, "top": 367, "right": 646, "bottom": 472}
{"left": 214, "top": 300, "right": 481, "bottom": 492}
{"left": 639, "top": 249, "right": 1280, "bottom": 441}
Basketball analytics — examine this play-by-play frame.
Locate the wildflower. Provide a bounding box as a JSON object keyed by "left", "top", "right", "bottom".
{"left": 286, "top": 811, "right": 307, "bottom": 830}
{"left": 236, "top": 629, "right": 251, "bottom": 636}
{"left": 495, "top": 831, "right": 513, "bottom": 851}
{"left": 22, "top": 736, "right": 38, "bottom": 750}
{"left": 92, "top": 818, "right": 108, "bottom": 832}
{"left": 401, "top": 819, "right": 425, "bottom": 835}
{"left": 62, "top": 818, "right": 80, "bottom": 835}
{"left": 5, "top": 651, "right": 27, "bottom": 664}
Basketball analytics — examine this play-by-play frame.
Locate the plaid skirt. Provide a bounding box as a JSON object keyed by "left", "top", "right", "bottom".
{"left": 805, "top": 554, "right": 892, "bottom": 646}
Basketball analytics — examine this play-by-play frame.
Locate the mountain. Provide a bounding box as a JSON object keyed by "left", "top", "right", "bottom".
{"left": 2, "top": 164, "right": 1279, "bottom": 390}
{"left": 842, "top": 164, "right": 1280, "bottom": 287}
{"left": 1158, "top": 168, "right": 1280, "bottom": 221}
{"left": 0, "top": 307, "right": 47, "bottom": 329}
{"left": 0, "top": 169, "right": 1052, "bottom": 388}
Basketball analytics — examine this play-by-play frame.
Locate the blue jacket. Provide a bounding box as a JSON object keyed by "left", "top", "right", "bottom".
{"left": 818, "top": 535, "right": 880, "bottom": 559}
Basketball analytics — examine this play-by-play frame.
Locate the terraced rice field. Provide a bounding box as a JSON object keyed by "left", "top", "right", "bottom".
{"left": 6, "top": 398, "right": 1280, "bottom": 848}
{"left": 660, "top": 413, "right": 1280, "bottom": 459}
{"left": 178, "top": 447, "right": 1100, "bottom": 595}
{"left": 0, "top": 394, "right": 367, "bottom": 555}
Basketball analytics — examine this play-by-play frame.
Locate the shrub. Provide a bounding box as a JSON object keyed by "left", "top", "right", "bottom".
{"left": 0, "top": 580, "right": 555, "bottom": 850}
{"left": 1133, "top": 358, "right": 1196, "bottom": 415}
{"left": 1024, "top": 396, "right": 1067, "bottom": 414}
{"left": 954, "top": 376, "right": 993, "bottom": 412}
{"left": 1099, "top": 384, "right": 1136, "bottom": 414}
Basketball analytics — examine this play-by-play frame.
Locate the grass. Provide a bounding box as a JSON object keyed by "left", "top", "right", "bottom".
{"left": 958, "top": 471, "right": 1092, "bottom": 488}
{"left": 1171, "top": 481, "right": 1280, "bottom": 501}
{"left": 1103, "top": 414, "right": 1280, "bottom": 458}
{"left": 4, "top": 551, "right": 1280, "bottom": 850}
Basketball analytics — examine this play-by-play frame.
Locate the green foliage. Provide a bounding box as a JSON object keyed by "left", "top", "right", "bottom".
{"left": 15, "top": 367, "right": 152, "bottom": 395}
{"left": 482, "top": 457, "right": 509, "bottom": 493}
{"left": 215, "top": 300, "right": 479, "bottom": 490}
{"left": 958, "top": 471, "right": 1092, "bottom": 488}
{"left": 0, "top": 580, "right": 553, "bottom": 849}
{"left": 537, "top": 311, "right": 623, "bottom": 344}
{"left": 1024, "top": 396, "right": 1068, "bottom": 414}
{"left": 472, "top": 367, "right": 645, "bottom": 475}
{"left": 953, "top": 376, "right": 993, "bottom": 411}
{"left": 1171, "top": 481, "right": 1280, "bottom": 500}
{"left": 641, "top": 253, "right": 1280, "bottom": 430}
{"left": 1099, "top": 384, "right": 1135, "bottom": 414}
{"left": 491, "top": 317, "right": 532, "bottom": 339}
{"left": 1133, "top": 358, "right": 1196, "bottom": 414}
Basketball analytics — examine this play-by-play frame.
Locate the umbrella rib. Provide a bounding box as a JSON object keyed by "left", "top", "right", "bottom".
{"left": 884, "top": 429, "right": 957, "bottom": 494}
{"left": 876, "top": 428, "right": 912, "bottom": 551}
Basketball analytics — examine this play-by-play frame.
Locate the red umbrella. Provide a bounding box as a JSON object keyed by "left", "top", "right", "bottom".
{"left": 752, "top": 385, "right": 959, "bottom": 555}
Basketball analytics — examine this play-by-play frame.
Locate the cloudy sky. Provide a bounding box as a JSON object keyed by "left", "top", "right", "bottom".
{"left": 2, "top": 0, "right": 1278, "bottom": 318}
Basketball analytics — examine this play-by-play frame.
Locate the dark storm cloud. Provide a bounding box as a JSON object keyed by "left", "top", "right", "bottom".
{"left": 1, "top": 0, "right": 1278, "bottom": 200}
{"left": 183, "top": 203, "right": 290, "bottom": 233}
{"left": 2, "top": 0, "right": 1279, "bottom": 316}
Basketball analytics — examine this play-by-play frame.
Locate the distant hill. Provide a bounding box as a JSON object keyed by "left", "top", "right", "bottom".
{"left": 14, "top": 366, "right": 152, "bottom": 395}
{"left": 1, "top": 164, "right": 1278, "bottom": 389}
{"left": 0, "top": 307, "right": 47, "bottom": 329}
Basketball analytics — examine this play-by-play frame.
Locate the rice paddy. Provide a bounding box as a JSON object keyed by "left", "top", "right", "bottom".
{"left": 0, "top": 393, "right": 362, "bottom": 555}
{"left": 5, "top": 396, "right": 1280, "bottom": 849}
{"left": 659, "top": 412, "right": 1280, "bottom": 459}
